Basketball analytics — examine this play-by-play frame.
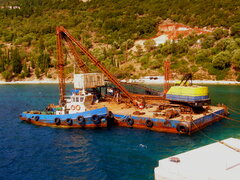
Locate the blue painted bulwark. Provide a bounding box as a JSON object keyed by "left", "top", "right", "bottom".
{"left": 20, "top": 107, "right": 108, "bottom": 126}
{"left": 113, "top": 108, "right": 225, "bottom": 134}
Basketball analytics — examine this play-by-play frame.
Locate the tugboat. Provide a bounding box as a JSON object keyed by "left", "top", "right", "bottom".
{"left": 20, "top": 73, "right": 109, "bottom": 128}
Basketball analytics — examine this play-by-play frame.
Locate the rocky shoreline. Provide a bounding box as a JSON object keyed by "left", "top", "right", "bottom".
{"left": 0, "top": 78, "right": 240, "bottom": 85}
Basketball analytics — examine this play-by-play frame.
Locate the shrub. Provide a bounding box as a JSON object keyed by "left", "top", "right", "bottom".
{"left": 2, "top": 71, "right": 12, "bottom": 81}
{"left": 237, "top": 73, "right": 240, "bottom": 82}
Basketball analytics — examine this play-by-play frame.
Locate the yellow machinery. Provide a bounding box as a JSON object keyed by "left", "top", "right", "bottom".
{"left": 166, "top": 74, "right": 211, "bottom": 106}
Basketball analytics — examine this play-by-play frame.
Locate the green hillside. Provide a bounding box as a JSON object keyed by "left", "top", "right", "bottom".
{"left": 0, "top": 0, "right": 240, "bottom": 81}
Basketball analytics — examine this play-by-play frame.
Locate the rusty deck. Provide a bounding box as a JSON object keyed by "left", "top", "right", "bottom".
{"left": 90, "top": 101, "right": 227, "bottom": 134}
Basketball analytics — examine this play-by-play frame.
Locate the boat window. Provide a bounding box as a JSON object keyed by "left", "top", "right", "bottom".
{"left": 76, "top": 97, "right": 79, "bottom": 102}
{"left": 72, "top": 97, "right": 75, "bottom": 102}
{"left": 80, "top": 97, "right": 84, "bottom": 102}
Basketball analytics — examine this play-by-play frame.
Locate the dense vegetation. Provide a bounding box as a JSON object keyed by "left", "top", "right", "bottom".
{"left": 0, "top": 0, "right": 240, "bottom": 81}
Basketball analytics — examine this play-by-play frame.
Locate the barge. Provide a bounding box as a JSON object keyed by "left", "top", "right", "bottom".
{"left": 90, "top": 102, "right": 227, "bottom": 135}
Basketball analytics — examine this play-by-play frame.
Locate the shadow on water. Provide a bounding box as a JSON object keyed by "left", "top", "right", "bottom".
{"left": 0, "top": 84, "right": 239, "bottom": 180}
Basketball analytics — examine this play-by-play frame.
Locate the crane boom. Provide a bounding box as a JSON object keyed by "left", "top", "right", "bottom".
{"left": 56, "top": 26, "right": 136, "bottom": 105}
{"left": 56, "top": 29, "right": 66, "bottom": 105}
{"left": 64, "top": 36, "right": 89, "bottom": 73}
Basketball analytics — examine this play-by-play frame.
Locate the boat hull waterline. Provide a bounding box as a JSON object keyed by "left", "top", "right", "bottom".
{"left": 20, "top": 107, "right": 108, "bottom": 128}
{"left": 113, "top": 108, "right": 226, "bottom": 135}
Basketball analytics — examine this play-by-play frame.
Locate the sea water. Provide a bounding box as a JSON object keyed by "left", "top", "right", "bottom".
{"left": 0, "top": 84, "right": 239, "bottom": 180}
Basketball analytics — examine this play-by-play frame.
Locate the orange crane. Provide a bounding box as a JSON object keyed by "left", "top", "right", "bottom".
{"left": 56, "top": 26, "right": 167, "bottom": 106}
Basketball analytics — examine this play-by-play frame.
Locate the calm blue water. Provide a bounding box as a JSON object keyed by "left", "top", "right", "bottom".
{"left": 0, "top": 84, "right": 239, "bottom": 180}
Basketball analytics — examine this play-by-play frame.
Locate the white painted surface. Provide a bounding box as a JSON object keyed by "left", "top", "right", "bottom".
{"left": 155, "top": 138, "right": 240, "bottom": 180}
{"left": 74, "top": 73, "right": 105, "bottom": 89}
{"left": 153, "top": 35, "right": 169, "bottom": 46}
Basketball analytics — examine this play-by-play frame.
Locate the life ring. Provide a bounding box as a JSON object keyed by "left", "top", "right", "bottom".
{"left": 66, "top": 118, "right": 73, "bottom": 126}
{"left": 92, "top": 115, "right": 101, "bottom": 124}
{"left": 55, "top": 118, "right": 61, "bottom": 125}
{"left": 145, "top": 119, "right": 153, "bottom": 128}
{"left": 126, "top": 118, "right": 134, "bottom": 126}
{"left": 71, "top": 105, "right": 75, "bottom": 110}
{"left": 34, "top": 116, "right": 40, "bottom": 121}
{"left": 75, "top": 105, "right": 80, "bottom": 111}
{"left": 176, "top": 122, "right": 189, "bottom": 134}
{"left": 77, "top": 116, "right": 85, "bottom": 124}
{"left": 138, "top": 103, "right": 144, "bottom": 110}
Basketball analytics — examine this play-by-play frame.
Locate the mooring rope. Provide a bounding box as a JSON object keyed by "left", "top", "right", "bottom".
{"left": 228, "top": 106, "right": 240, "bottom": 115}
{"left": 192, "top": 121, "right": 240, "bottom": 152}
{"left": 211, "top": 111, "right": 240, "bottom": 123}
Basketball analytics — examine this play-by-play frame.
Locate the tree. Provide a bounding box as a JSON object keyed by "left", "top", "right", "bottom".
{"left": 215, "top": 38, "right": 231, "bottom": 51}
{"left": 11, "top": 48, "right": 22, "bottom": 74}
{"left": 144, "top": 39, "right": 156, "bottom": 52}
{"left": 212, "top": 28, "right": 228, "bottom": 40}
{"left": 135, "top": 44, "right": 143, "bottom": 57}
{"left": 201, "top": 36, "right": 215, "bottom": 49}
{"left": 175, "top": 39, "right": 189, "bottom": 54}
{"left": 230, "top": 23, "right": 240, "bottom": 38}
{"left": 160, "top": 41, "right": 173, "bottom": 56}
{"left": 0, "top": 49, "right": 5, "bottom": 73}
{"left": 212, "top": 51, "right": 231, "bottom": 69}
{"left": 232, "top": 49, "right": 240, "bottom": 69}
{"left": 35, "top": 67, "right": 40, "bottom": 79}
{"left": 195, "top": 49, "right": 211, "bottom": 64}
{"left": 2, "top": 71, "right": 12, "bottom": 81}
{"left": 37, "top": 41, "right": 51, "bottom": 73}
{"left": 22, "top": 62, "right": 30, "bottom": 77}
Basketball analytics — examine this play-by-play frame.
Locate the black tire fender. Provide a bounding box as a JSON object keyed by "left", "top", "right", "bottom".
{"left": 54, "top": 118, "right": 61, "bottom": 125}
{"left": 34, "top": 116, "right": 40, "bottom": 121}
{"left": 126, "top": 118, "right": 134, "bottom": 126}
{"left": 66, "top": 118, "right": 73, "bottom": 126}
{"left": 145, "top": 119, "right": 153, "bottom": 128}
{"left": 176, "top": 122, "right": 189, "bottom": 134}
{"left": 106, "top": 111, "right": 114, "bottom": 119}
{"left": 92, "top": 115, "right": 101, "bottom": 124}
{"left": 77, "top": 116, "right": 85, "bottom": 124}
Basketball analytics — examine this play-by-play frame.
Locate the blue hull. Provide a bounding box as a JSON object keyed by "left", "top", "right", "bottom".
{"left": 20, "top": 107, "right": 109, "bottom": 128}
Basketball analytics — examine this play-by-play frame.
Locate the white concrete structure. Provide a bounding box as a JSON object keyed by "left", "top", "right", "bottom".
{"left": 153, "top": 35, "right": 169, "bottom": 46}
{"left": 155, "top": 138, "right": 240, "bottom": 180}
{"left": 122, "top": 76, "right": 164, "bottom": 84}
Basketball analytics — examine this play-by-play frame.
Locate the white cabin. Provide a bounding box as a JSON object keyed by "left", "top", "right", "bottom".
{"left": 56, "top": 73, "right": 105, "bottom": 115}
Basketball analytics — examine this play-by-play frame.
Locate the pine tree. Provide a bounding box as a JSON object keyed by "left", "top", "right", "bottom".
{"left": 11, "top": 48, "right": 22, "bottom": 74}
{"left": 35, "top": 67, "right": 40, "bottom": 79}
